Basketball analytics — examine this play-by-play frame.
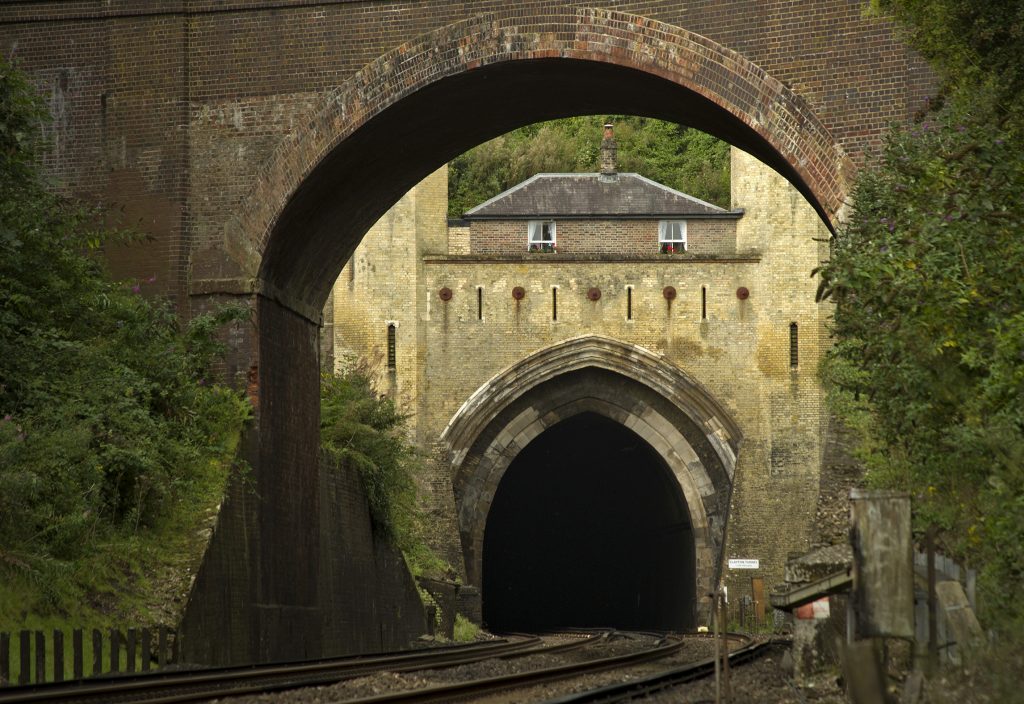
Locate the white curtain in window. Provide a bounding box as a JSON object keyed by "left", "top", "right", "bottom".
{"left": 659, "top": 220, "right": 686, "bottom": 241}
{"left": 528, "top": 221, "right": 541, "bottom": 242}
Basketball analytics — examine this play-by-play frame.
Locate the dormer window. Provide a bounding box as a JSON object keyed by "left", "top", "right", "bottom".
{"left": 528, "top": 220, "right": 557, "bottom": 252}
{"left": 659, "top": 220, "right": 687, "bottom": 253}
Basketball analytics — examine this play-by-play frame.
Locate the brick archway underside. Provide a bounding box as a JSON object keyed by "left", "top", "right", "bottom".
{"left": 212, "top": 6, "right": 851, "bottom": 318}
{"left": 440, "top": 336, "right": 741, "bottom": 605}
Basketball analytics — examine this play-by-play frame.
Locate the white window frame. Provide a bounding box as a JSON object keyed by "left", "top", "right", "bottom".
{"left": 659, "top": 220, "right": 687, "bottom": 253}
{"left": 528, "top": 220, "right": 557, "bottom": 251}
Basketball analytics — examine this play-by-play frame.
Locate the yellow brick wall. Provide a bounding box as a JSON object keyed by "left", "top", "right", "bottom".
{"left": 330, "top": 166, "right": 448, "bottom": 439}
{"left": 328, "top": 150, "right": 832, "bottom": 594}
{"left": 722, "top": 148, "right": 833, "bottom": 595}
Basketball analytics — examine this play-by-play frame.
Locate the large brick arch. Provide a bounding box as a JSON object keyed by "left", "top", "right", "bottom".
{"left": 217, "top": 6, "right": 852, "bottom": 317}
{"left": 440, "top": 335, "right": 741, "bottom": 613}
{"left": 182, "top": 7, "right": 847, "bottom": 662}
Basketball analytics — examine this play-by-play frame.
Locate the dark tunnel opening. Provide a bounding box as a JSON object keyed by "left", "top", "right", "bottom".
{"left": 482, "top": 412, "right": 696, "bottom": 633}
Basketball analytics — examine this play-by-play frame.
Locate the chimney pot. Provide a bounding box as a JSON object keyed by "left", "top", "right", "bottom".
{"left": 600, "top": 122, "right": 617, "bottom": 176}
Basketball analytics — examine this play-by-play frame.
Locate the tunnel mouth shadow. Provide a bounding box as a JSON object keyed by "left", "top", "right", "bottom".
{"left": 482, "top": 412, "right": 695, "bottom": 633}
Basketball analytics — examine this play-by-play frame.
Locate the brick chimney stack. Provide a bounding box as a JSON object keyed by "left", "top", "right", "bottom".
{"left": 600, "top": 122, "right": 617, "bottom": 176}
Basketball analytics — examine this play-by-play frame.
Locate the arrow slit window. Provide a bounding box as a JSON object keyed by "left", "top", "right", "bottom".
{"left": 789, "top": 322, "right": 799, "bottom": 369}
{"left": 387, "top": 324, "right": 397, "bottom": 371}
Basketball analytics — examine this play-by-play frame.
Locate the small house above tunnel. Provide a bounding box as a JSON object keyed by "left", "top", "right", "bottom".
{"left": 483, "top": 412, "right": 696, "bottom": 632}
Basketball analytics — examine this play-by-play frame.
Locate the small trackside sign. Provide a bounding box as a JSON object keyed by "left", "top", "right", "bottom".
{"left": 728, "top": 559, "right": 760, "bottom": 569}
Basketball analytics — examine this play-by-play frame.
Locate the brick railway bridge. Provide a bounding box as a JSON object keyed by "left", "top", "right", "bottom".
{"left": 2, "top": 1, "right": 933, "bottom": 665}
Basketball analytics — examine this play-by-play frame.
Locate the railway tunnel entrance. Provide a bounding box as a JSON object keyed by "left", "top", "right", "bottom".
{"left": 444, "top": 336, "right": 741, "bottom": 632}
{"left": 182, "top": 5, "right": 848, "bottom": 664}
{"left": 482, "top": 413, "right": 694, "bottom": 632}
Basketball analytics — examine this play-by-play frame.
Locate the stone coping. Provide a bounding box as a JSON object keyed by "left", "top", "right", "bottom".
{"left": 422, "top": 253, "right": 763, "bottom": 264}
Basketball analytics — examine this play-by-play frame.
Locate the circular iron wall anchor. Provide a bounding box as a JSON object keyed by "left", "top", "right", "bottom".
{"left": 512, "top": 286, "right": 526, "bottom": 300}
{"left": 438, "top": 287, "right": 453, "bottom": 301}
{"left": 736, "top": 286, "right": 750, "bottom": 300}
{"left": 587, "top": 287, "right": 601, "bottom": 301}
{"left": 663, "top": 285, "right": 677, "bottom": 301}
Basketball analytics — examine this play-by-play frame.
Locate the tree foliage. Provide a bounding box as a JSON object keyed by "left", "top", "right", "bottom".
{"left": 818, "top": 6, "right": 1024, "bottom": 628}
{"left": 0, "top": 57, "right": 250, "bottom": 584}
{"left": 870, "top": 0, "right": 1024, "bottom": 99}
{"left": 448, "top": 116, "right": 730, "bottom": 217}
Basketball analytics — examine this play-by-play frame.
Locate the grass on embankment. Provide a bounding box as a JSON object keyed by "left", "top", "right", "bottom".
{"left": 0, "top": 433, "right": 241, "bottom": 681}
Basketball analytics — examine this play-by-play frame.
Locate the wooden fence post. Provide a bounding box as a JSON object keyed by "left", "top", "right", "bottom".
{"left": 109, "top": 629, "right": 120, "bottom": 674}
{"left": 141, "top": 628, "right": 151, "bottom": 672}
{"left": 34, "top": 632, "right": 44, "bottom": 684}
{"left": 158, "top": 626, "right": 168, "bottom": 667}
{"left": 126, "top": 629, "right": 136, "bottom": 673}
{"left": 91, "top": 629, "right": 102, "bottom": 676}
{"left": 18, "top": 631, "right": 30, "bottom": 685}
{"left": 52, "top": 630, "right": 64, "bottom": 683}
{"left": 72, "top": 629, "right": 83, "bottom": 680}
{"left": 1, "top": 632, "right": 9, "bottom": 686}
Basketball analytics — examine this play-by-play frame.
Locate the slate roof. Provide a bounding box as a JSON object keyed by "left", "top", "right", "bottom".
{"left": 463, "top": 173, "right": 740, "bottom": 219}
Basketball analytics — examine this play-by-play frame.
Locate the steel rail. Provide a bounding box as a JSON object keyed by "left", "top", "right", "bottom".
{"left": 0, "top": 634, "right": 580, "bottom": 704}
{"left": 327, "top": 633, "right": 687, "bottom": 704}
{"left": 535, "top": 635, "right": 777, "bottom": 704}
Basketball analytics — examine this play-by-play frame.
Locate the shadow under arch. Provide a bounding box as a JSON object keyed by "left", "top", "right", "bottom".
{"left": 440, "top": 336, "right": 742, "bottom": 619}
{"left": 207, "top": 6, "right": 851, "bottom": 318}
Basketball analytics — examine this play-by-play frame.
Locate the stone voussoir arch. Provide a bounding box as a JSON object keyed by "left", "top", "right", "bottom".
{"left": 213, "top": 5, "right": 851, "bottom": 310}
{"left": 440, "top": 334, "right": 741, "bottom": 472}
{"left": 439, "top": 335, "right": 743, "bottom": 597}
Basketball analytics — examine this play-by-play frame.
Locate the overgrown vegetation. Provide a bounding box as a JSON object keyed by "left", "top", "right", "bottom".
{"left": 453, "top": 613, "right": 479, "bottom": 642}
{"left": 319, "top": 370, "right": 419, "bottom": 549}
{"left": 448, "top": 115, "right": 730, "bottom": 217}
{"left": 319, "top": 368, "right": 448, "bottom": 579}
{"left": 820, "top": 1, "right": 1024, "bottom": 633}
{"left": 0, "top": 56, "right": 250, "bottom": 626}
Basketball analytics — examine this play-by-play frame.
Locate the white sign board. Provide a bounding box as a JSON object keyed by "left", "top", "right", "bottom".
{"left": 728, "top": 558, "right": 760, "bottom": 570}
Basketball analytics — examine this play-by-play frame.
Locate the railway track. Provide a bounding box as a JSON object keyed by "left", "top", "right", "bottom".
{"left": 0, "top": 635, "right": 572, "bottom": 704}
{"left": 536, "top": 635, "right": 775, "bottom": 703}
{"left": 0, "top": 631, "right": 770, "bottom": 704}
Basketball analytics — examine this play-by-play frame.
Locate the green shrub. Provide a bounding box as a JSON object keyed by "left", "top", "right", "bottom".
{"left": 817, "top": 82, "right": 1024, "bottom": 632}
{"left": 0, "top": 55, "right": 251, "bottom": 610}
{"left": 319, "top": 369, "right": 420, "bottom": 550}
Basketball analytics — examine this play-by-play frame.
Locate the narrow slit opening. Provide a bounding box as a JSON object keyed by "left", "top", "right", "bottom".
{"left": 387, "top": 324, "right": 396, "bottom": 371}
{"left": 789, "top": 322, "right": 799, "bottom": 369}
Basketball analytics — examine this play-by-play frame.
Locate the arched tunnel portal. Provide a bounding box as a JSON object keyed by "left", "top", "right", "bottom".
{"left": 483, "top": 412, "right": 695, "bottom": 632}
{"left": 443, "top": 336, "right": 740, "bottom": 630}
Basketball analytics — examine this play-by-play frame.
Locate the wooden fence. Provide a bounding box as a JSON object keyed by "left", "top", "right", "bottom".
{"left": 0, "top": 626, "right": 176, "bottom": 686}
